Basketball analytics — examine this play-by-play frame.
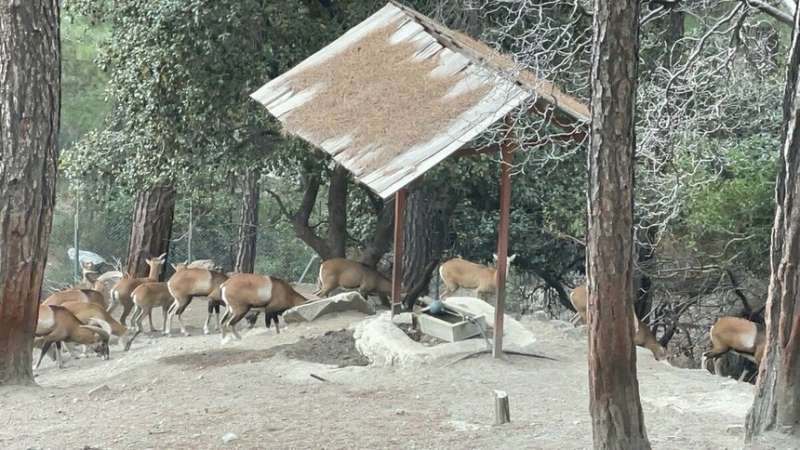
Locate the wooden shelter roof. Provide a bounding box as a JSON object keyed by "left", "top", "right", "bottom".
{"left": 251, "top": 1, "right": 589, "bottom": 199}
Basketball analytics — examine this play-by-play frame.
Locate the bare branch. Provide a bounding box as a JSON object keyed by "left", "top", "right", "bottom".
{"left": 746, "top": 0, "right": 794, "bottom": 25}
{"left": 263, "top": 187, "right": 292, "bottom": 220}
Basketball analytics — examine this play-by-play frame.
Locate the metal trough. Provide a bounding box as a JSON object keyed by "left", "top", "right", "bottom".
{"left": 416, "top": 302, "right": 488, "bottom": 343}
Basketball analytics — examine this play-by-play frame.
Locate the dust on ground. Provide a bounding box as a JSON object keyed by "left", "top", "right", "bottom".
{"left": 0, "top": 294, "right": 784, "bottom": 450}
{"left": 283, "top": 329, "right": 369, "bottom": 368}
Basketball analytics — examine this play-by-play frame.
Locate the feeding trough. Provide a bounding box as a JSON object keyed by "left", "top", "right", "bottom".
{"left": 415, "top": 301, "right": 489, "bottom": 343}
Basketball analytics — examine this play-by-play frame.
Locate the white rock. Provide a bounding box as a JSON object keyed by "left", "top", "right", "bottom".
{"left": 726, "top": 424, "right": 744, "bottom": 435}
{"left": 284, "top": 291, "right": 374, "bottom": 323}
{"left": 443, "top": 297, "right": 537, "bottom": 348}
{"left": 531, "top": 310, "right": 549, "bottom": 321}
{"left": 562, "top": 325, "right": 587, "bottom": 340}
{"left": 354, "top": 298, "right": 538, "bottom": 368}
{"left": 550, "top": 319, "right": 574, "bottom": 330}
{"left": 88, "top": 384, "right": 111, "bottom": 397}
{"left": 222, "top": 432, "right": 239, "bottom": 443}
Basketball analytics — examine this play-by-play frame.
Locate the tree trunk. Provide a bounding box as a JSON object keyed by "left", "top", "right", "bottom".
{"left": 746, "top": 2, "right": 800, "bottom": 440}
{"left": 234, "top": 169, "right": 260, "bottom": 274}
{"left": 268, "top": 167, "right": 349, "bottom": 262}
{"left": 359, "top": 197, "right": 394, "bottom": 268}
{"left": 0, "top": 0, "right": 60, "bottom": 386}
{"left": 586, "top": 0, "right": 650, "bottom": 449}
{"left": 125, "top": 185, "right": 175, "bottom": 278}
{"left": 401, "top": 183, "right": 452, "bottom": 309}
{"left": 327, "top": 164, "right": 348, "bottom": 259}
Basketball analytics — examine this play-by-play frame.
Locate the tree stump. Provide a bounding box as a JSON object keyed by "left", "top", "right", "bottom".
{"left": 494, "top": 390, "right": 510, "bottom": 425}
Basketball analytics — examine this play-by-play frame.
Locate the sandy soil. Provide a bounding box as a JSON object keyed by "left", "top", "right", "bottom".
{"left": 0, "top": 297, "right": 781, "bottom": 450}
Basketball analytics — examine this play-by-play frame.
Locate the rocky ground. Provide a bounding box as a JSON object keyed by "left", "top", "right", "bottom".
{"left": 0, "top": 292, "right": 783, "bottom": 450}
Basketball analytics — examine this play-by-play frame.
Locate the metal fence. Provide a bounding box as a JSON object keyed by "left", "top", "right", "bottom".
{"left": 44, "top": 188, "right": 319, "bottom": 294}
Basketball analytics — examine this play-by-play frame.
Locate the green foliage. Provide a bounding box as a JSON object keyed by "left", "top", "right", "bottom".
{"left": 60, "top": 16, "right": 111, "bottom": 149}
{"left": 52, "top": 0, "right": 782, "bottom": 299}
{"left": 62, "top": 0, "right": 386, "bottom": 194}
{"left": 678, "top": 134, "right": 778, "bottom": 274}
{"left": 446, "top": 149, "right": 586, "bottom": 277}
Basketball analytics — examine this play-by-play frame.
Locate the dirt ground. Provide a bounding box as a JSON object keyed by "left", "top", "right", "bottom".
{"left": 0, "top": 295, "right": 785, "bottom": 450}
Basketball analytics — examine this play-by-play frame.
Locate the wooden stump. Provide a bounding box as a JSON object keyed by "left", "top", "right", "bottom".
{"left": 494, "top": 390, "right": 510, "bottom": 425}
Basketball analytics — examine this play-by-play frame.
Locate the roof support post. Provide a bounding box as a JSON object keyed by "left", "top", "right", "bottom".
{"left": 493, "top": 122, "right": 515, "bottom": 358}
{"left": 391, "top": 187, "right": 408, "bottom": 316}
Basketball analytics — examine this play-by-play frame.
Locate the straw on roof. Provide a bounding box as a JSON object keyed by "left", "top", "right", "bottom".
{"left": 252, "top": 2, "right": 589, "bottom": 199}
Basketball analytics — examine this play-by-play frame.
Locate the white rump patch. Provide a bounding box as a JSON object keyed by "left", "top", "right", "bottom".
{"left": 257, "top": 277, "right": 273, "bottom": 303}
{"left": 38, "top": 314, "right": 55, "bottom": 333}
{"left": 197, "top": 271, "right": 212, "bottom": 293}
{"left": 737, "top": 323, "right": 757, "bottom": 351}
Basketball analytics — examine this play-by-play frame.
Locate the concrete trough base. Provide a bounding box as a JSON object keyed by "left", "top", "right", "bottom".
{"left": 416, "top": 303, "right": 488, "bottom": 343}
{"left": 353, "top": 297, "right": 536, "bottom": 367}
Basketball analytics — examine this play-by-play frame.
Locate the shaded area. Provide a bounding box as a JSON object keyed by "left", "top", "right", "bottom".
{"left": 397, "top": 323, "right": 446, "bottom": 347}
{"left": 284, "top": 330, "right": 369, "bottom": 367}
{"left": 159, "top": 347, "right": 287, "bottom": 369}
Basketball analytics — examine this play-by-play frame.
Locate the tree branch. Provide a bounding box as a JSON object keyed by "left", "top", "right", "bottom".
{"left": 745, "top": 0, "right": 794, "bottom": 25}
{"left": 297, "top": 173, "right": 321, "bottom": 225}
{"left": 264, "top": 188, "right": 292, "bottom": 221}
{"left": 266, "top": 174, "right": 333, "bottom": 259}
{"left": 726, "top": 269, "right": 752, "bottom": 315}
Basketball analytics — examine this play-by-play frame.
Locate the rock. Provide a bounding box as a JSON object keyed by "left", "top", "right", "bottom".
{"left": 531, "top": 311, "right": 549, "bottom": 321}
{"left": 442, "top": 297, "right": 536, "bottom": 349}
{"left": 390, "top": 312, "right": 413, "bottom": 326}
{"left": 562, "top": 325, "right": 587, "bottom": 340}
{"left": 72, "top": 398, "right": 79, "bottom": 404}
{"left": 354, "top": 299, "right": 538, "bottom": 368}
{"left": 354, "top": 313, "right": 433, "bottom": 367}
{"left": 394, "top": 409, "right": 406, "bottom": 416}
{"left": 726, "top": 424, "right": 744, "bottom": 435}
{"left": 87, "top": 384, "right": 111, "bottom": 397}
{"left": 550, "top": 319, "right": 574, "bottom": 330}
{"left": 283, "top": 291, "right": 375, "bottom": 323}
{"left": 222, "top": 432, "right": 239, "bottom": 444}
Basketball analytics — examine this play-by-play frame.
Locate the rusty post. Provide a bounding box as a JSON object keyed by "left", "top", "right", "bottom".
{"left": 392, "top": 188, "right": 408, "bottom": 316}
{"left": 493, "top": 128, "right": 514, "bottom": 358}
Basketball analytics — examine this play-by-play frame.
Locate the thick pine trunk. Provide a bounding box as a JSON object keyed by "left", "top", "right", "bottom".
{"left": 587, "top": 0, "right": 650, "bottom": 449}
{"left": 279, "top": 166, "right": 348, "bottom": 261}
{"left": 401, "top": 183, "right": 451, "bottom": 309}
{"left": 234, "top": 169, "right": 260, "bottom": 274}
{"left": 359, "top": 198, "right": 394, "bottom": 268}
{"left": 327, "top": 165, "right": 348, "bottom": 259}
{"left": 0, "top": 0, "right": 60, "bottom": 386}
{"left": 125, "top": 186, "right": 175, "bottom": 278}
{"left": 746, "top": 3, "right": 800, "bottom": 440}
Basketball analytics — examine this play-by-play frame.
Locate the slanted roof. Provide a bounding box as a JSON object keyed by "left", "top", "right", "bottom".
{"left": 251, "top": 1, "right": 589, "bottom": 199}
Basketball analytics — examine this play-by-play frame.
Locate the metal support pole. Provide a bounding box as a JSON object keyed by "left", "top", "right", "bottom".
{"left": 187, "top": 197, "right": 193, "bottom": 262}
{"left": 73, "top": 191, "right": 81, "bottom": 282}
{"left": 493, "top": 130, "right": 514, "bottom": 359}
{"left": 298, "top": 254, "right": 319, "bottom": 284}
{"left": 392, "top": 188, "right": 408, "bottom": 316}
